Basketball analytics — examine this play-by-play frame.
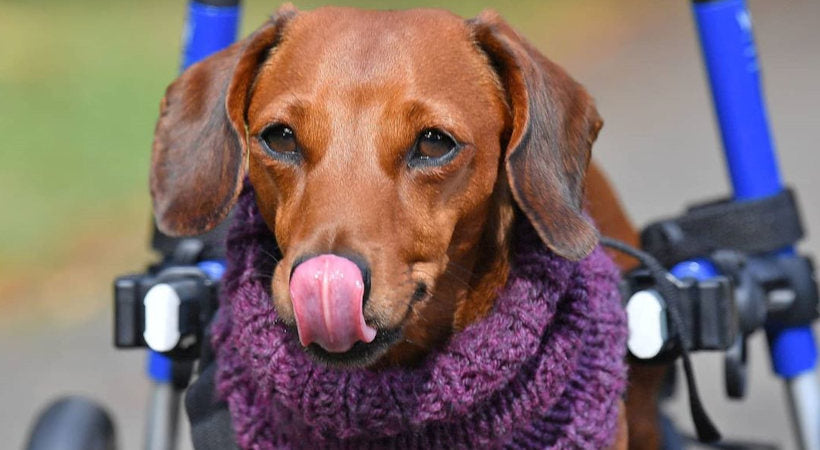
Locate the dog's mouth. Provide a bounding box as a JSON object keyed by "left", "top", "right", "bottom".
{"left": 301, "top": 326, "right": 403, "bottom": 367}
{"left": 285, "top": 281, "right": 429, "bottom": 368}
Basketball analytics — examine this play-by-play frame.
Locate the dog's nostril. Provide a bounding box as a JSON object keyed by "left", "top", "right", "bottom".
{"left": 356, "top": 261, "right": 372, "bottom": 307}
{"left": 290, "top": 254, "right": 315, "bottom": 281}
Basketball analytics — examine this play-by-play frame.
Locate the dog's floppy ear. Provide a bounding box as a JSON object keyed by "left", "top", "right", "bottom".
{"left": 470, "top": 11, "right": 602, "bottom": 261}
{"left": 151, "top": 5, "right": 297, "bottom": 236}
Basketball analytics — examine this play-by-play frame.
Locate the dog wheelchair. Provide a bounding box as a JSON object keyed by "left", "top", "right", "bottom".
{"left": 24, "top": 0, "right": 820, "bottom": 449}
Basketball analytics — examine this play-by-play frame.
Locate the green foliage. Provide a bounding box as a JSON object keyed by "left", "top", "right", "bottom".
{"left": 0, "top": 1, "right": 184, "bottom": 264}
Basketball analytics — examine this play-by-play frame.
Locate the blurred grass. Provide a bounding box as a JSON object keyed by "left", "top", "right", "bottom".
{"left": 0, "top": 1, "right": 183, "bottom": 267}
{"left": 0, "top": 0, "right": 643, "bottom": 327}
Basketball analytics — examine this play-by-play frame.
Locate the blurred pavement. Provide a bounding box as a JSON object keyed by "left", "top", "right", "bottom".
{"left": 2, "top": 1, "right": 818, "bottom": 449}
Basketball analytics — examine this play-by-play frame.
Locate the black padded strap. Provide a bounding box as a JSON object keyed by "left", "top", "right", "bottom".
{"left": 185, "top": 363, "right": 238, "bottom": 450}
{"left": 641, "top": 189, "right": 803, "bottom": 267}
{"left": 185, "top": 312, "right": 238, "bottom": 450}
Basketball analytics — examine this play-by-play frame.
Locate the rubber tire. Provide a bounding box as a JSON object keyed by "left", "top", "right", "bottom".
{"left": 25, "top": 397, "right": 116, "bottom": 450}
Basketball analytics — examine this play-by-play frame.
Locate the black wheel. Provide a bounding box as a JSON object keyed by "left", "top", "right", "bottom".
{"left": 25, "top": 396, "right": 116, "bottom": 450}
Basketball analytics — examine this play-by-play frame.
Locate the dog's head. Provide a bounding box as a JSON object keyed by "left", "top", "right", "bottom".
{"left": 151, "top": 5, "right": 602, "bottom": 367}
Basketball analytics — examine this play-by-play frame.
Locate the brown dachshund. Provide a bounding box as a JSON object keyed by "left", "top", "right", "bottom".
{"left": 150, "top": 5, "right": 664, "bottom": 449}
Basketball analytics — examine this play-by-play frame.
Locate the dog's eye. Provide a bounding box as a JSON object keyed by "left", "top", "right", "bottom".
{"left": 410, "top": 129, "right": 459, "bottom": 167}
{"left": 259, "top": 124, "right": 299, "bottom": 158}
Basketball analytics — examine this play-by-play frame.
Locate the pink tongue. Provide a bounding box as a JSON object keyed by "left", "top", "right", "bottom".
{"left": 289, "top": 254, "right": 377, "bottom": 353}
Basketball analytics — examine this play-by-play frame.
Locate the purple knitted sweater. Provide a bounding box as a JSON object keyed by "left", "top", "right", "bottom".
{"left": 212, "top": 187, "right": 628, "bottom": 449}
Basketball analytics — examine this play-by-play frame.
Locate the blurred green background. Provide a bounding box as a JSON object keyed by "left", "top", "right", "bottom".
{"left": 1, "top": 1, "right": 817, "bottom": 449}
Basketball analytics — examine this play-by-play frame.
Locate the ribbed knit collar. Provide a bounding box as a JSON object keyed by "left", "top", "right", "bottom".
{"left": 212, "top": 186, "right": 627, "bottom": 449}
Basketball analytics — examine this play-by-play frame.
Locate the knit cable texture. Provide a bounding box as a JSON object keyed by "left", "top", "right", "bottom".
{"left": 213, "top": 185, "right": 628, "bottom": 449}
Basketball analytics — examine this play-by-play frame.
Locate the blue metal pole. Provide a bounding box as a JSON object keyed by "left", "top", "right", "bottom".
{"left": 692, "top": 0, "right": 817, "bottom": 382}
{"left": 692, "top": 0, "right": 782, "bottom": 200}
{"left": 145, "top": 3, "right": 239, "bottom": 449}
{"left": 147, "top": 0, "right": 240, "bottom": 388}
{"left": 690, "top": 0, "right": 818, "bottom": 447}
{"left": 181, "top": 0, "right": 241, "bottom": 70}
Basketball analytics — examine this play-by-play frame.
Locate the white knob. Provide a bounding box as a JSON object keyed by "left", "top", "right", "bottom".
{"left": 626, "top": 289, "right": 668, "bottom": 359}
{"left": 143, "top": 283, "right": 181, "bottom": 352}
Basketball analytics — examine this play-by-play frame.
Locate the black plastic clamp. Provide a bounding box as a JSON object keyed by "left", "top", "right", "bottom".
{"left": 621, "top": 269, "right": 737, "bottom": 363}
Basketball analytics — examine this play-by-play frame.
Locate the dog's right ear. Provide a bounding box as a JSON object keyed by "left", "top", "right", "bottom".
{"left": 151, "top": 5, "right": 297, "bottom": 236}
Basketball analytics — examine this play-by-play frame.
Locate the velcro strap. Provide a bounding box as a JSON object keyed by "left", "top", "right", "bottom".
{"left": 641, "top": 189, "right": 803, "bottom": 267}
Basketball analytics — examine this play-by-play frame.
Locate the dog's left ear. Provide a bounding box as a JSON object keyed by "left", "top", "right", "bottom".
{"left": 470, "top": 11, "right": 603, "bottom": 261}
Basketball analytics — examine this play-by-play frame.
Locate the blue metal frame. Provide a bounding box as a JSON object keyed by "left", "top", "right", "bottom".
{"left": 683, "top": 0, "right": 818, "bottom": 446}
{"left": 147, "top": 0, "right": 240, "bottom": 385}
{"left": 693, "top": 0, "right": 782, "bottom": 201}
{"left": 182, "top": 1, "right": 241, "bottom": 70}
{"left": 690, "top": 0, "right": 817, "bottom": 382}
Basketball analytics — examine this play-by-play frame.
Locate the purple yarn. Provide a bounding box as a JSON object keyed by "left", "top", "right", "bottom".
{"left": 213, "top": 185, "right": 628, "bottom": 449}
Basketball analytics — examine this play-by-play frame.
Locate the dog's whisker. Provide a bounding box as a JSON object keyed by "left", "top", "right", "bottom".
{"left": 258, "top": 247, "right": 282, "bottom": 263}
{"left": 248, "top": 271, "right": 274, "bottom": 281}
{"left": 442, "top": 271, "right": 474, "bottom": 289}
{"left": 444, "top": 261, "right": 474, "bottom": 275}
